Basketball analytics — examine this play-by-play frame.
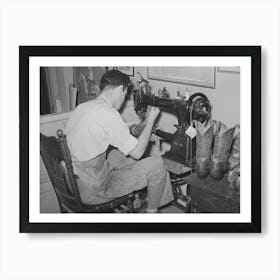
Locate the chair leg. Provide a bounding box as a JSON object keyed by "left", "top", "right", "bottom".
{"left": 60, "top": 205, "right": 68, "bottom": 213}
{"left": 127, "top": 199, "right": 134, "bottom": 213}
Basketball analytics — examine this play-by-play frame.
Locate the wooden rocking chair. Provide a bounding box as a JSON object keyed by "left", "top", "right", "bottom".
{"left": 40, "top": 130, "right": 138, "bottom": 213}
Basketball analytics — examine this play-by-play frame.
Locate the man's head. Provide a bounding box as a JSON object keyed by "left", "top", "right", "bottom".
{"left": 100, "top": 70, "right": 132, "bottom": 110}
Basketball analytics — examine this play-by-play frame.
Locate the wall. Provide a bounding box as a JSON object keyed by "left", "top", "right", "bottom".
{"left": 63, "top": 67, "right": 74, "bottom": 109}
{"left": 44, "top": 66, "right": 240, "bottom": 130}
{"left": 43, "top": 67, "right": 141, "bottom": 123}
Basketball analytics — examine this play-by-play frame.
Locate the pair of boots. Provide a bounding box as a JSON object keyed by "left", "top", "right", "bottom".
{"left": 195, "top": 121, "right": 236, "bottom": 180}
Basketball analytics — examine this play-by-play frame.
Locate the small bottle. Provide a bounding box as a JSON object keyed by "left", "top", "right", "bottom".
{"left": 162, "top": 87, "right": 169, "bottom": 98}
{"left": 180, "top": 91, "right": 186, "bottom": 100}
{"left": 176, "top": 87, "right": 181, "bottom": 99}
{"left": 185, "top": 87, "right": 190, "bottom": 100}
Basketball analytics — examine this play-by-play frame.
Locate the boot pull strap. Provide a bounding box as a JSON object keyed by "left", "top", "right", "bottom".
{"left": 233, "top": 124, "right": 240, "bottom": 139}
{"left": 212, "top": 120, "right": 221, "bottom": 135}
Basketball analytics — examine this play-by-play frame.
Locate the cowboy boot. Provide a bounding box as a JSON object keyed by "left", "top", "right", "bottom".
{"left": 210, "top": 122, "right": 235, "bottom": 180}
{"left": 227, "top": 126, "right": 240, "bottom": 188}
{"left": 195, "top": 121, "right": 215, "bottom": 178}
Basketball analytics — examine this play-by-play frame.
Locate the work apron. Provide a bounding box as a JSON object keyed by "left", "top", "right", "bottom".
{"left": 73, "top": 150, "right": 147, "bottom": 205}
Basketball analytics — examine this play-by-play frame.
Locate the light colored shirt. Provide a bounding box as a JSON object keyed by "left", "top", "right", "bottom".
{"left": 63, "top": 96, "right": 139, "bottom": 202}
{"left": 64, "top": 96, "right": 138, "bottom": 162}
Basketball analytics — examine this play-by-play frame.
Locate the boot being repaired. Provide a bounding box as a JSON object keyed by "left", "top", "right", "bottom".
{"left": 210, "top": 121, "right": 235, "bottom": 180}
{"left": 195, "top": 121, "right": 215, "bottom": 178}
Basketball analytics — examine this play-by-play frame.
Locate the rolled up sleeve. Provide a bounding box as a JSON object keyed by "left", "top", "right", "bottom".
{"left": 119, "top": 134, "right": 138, "bottom": 156}
{"left": 108, "top": 110, "right": 138, "bottom": 156}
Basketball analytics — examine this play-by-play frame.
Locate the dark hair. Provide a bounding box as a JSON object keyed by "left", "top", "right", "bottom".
{"left": 100, "top": 70, "right": 132, "bottom": 92}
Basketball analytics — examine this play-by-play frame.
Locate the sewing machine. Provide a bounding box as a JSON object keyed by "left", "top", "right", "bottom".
{"left": 133, "top": 90, "right": 211, "bottom": 166}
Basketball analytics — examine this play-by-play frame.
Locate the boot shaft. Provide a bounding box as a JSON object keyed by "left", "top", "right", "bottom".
{"left": 227, "top": 125, "right": 240, "bottom": 187}
{"left": 210, "top": 122, "right": 236, "bottom": 179}
{"left": 228, "top": 125, "right": 240, "bottom": 170}
{"left": 195, "top": 121, "right": 215, "bottom": 177}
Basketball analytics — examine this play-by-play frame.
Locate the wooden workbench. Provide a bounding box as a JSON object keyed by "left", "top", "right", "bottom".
{"left": 184, "top": 173, "right": 240, "bottom": 213}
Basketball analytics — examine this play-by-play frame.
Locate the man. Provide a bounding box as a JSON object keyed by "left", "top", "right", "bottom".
{"left": 65, "top": 70, "right": 174, "bottom": 212}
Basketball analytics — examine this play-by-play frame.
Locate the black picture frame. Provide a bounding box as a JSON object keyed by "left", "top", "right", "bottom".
{"left": 20, "top": 46, "right": 261, "bottom": 233}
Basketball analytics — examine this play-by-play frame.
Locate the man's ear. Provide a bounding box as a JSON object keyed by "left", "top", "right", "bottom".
{"left": 103, "top": 84, "right": 111, "bottom": 92}
{"left": 116, "top": 85, "right": 124, "bottom": 92}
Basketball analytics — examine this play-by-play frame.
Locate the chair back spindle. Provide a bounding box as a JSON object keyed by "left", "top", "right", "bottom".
{"left": 40, "top": 130, "right": 83, "bottom": 212}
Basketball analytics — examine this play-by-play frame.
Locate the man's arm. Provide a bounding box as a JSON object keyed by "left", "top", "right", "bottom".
{"left": 130, "top": 122, "right": 145, "bottom": 138}
{"left": 129, "top": 107, "right": 160, "bottom": 160}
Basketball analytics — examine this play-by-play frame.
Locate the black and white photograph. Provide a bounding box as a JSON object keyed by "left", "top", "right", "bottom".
{"left": 3, "top": 1, "right": 280, "bottom": 279}
{"left": 20, "top": 46, "right": 260, "bottom": 233}
{"left": 40, "top": 66, "right": 240, "bottom": 215}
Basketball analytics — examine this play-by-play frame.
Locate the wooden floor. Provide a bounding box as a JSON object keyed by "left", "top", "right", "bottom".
{"left": 160, "top": 204, "right": 185, "bottom": 213}
{"left": 137, "top": 199, "right": 185, "bottom": 213}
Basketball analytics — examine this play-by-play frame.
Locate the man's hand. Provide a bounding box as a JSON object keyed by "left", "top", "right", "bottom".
{"left": 150, "top": 133, "right": 160, "bottom": 142}
{"left": 146, "top": 106, "right": 160, "bottom": 124}
{"left": 129, "top": 106, "right": 160, "bottom": 160}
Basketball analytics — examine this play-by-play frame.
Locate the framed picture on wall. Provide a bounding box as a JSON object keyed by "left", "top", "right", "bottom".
{"left": 148, "top": 66, "right": 216, "bottom": 88}
{"left": 20, "top": 46, "right": 261, "bottom": 233}
{"left": 114, "top": 66, "right": 134, "bottom": 76}
{"left": 217, "top": 66, "right": 240, "bottom": 73}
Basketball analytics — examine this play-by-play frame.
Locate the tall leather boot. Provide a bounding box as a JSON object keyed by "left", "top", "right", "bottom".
{"left": 210, "top": 122, "right": 235, "bottom": 180}
{"left": 195, "top": 121, "right": 215, "bottom": 178}
{"left": 227, "top": 126, "right": 240, "bottom": 188}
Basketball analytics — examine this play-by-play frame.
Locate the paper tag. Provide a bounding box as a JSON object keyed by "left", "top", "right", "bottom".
{"left": 185, "top": 126, "right": 196, "bottom": 139}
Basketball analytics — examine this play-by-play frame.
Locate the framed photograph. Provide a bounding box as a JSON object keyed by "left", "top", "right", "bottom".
{"left": 217, "top": 66, "right": 240, "bottom": 73}
{"left": 148, "top": 66, "right": 216, "bottom": 88}
{"left": 114, "top": 66, "right": 134, "bottom": 76}
{"left": 20, "top": 46, "right": 261, "bottom": 233}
